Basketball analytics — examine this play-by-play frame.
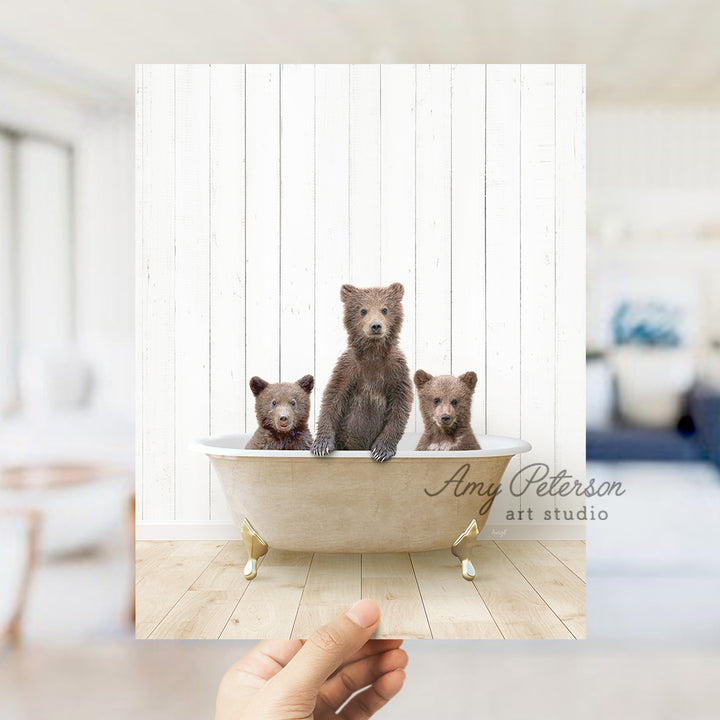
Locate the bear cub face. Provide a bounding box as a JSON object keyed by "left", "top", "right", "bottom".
{"left": 341, "top": 282, "right": 404, "bottom": 347}
{"left": 414, "top": 370, "right": 481, "bottom": 451}
{"left": 250, "top": 375, "right": 314, "bottom": 436}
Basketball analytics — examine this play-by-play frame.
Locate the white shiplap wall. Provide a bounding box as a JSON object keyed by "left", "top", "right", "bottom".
{"left": 137, "top": 64, "right": 586, "bottom": 539}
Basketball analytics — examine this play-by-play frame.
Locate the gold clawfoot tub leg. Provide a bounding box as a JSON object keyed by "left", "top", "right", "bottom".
{"left": 451, "top": 519, "right": 480, "bottom": 581}
{"left": 241, "top": 518, "right": 268, "bottom": 580}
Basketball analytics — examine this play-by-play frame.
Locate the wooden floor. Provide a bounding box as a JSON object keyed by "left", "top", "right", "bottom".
{"left": 136, "top": 540, "right": 585, "bottom": 640}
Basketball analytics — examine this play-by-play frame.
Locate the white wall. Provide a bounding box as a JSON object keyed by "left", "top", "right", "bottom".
{"left": 588, "top": 105, "right": 720, "bottom": 358}
{"left": 137, "top": 64, "right": 586, "bottom": 539}
{"left": 0, "top": 135, "right": 16, "bottom": 413}
{"left": 16, "top": 138, "right": 74, "bottom": 362}
{"left": 75, "top": 111, "right": 135, "bottom": 415}
{"left": 589, "top": 105, "right": 720, "bottom": 228}
{"left": 0, "top": 68, "right": 134, "bottom": 421}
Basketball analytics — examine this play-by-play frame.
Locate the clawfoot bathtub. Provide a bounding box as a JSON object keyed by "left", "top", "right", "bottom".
{"left": 190, "top": 433, "right": 531, "bottom": 581}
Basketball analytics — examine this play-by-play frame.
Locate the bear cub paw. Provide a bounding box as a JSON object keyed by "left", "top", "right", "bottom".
{"left": 311, "top": 435, "right": 335, "bottom": 457}
{"left": 371, "top": 441, "right": 396, "bottom": 463}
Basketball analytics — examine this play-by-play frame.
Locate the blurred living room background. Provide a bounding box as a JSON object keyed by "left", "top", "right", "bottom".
{"left": 1, "top": 1, "right": 720, "bottom": 718}
{"left": 586, "top": 104, "right": 720, "bottom": 638}
{"left": 0, "top": 30, "right": 135, "bottom": 646}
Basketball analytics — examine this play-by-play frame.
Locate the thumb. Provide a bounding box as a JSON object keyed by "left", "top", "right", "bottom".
{"left": 270, "top": 599, "right": 380, "bottom": 698}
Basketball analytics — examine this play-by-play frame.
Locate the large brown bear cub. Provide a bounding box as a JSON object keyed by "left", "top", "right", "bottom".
{"left": 414, "top": 370, "right": 481, "bottom": 450}
{"left": 245, "top": 375, "right": 314, "bottom": 450}
{"left": 311, "top": 282, "right": 413, "bottom": 462}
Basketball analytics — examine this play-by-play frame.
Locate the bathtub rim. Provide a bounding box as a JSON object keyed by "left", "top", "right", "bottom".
{"left": 190, "top": 433, "right": 531, "bottom": 459}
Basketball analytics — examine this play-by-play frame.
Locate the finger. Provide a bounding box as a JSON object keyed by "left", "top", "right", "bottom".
{"left": 253, "top": 639, "right": 304, "bottom": 666}
{"left": 319, "top": 648, "right": 408, "bottom": 711}
{"left": 270, "top": 599, "right": 380, "bottom": 698}
{"left": 335, "top": 639, "right": 404, "bottom": 671}
{"left": 216, "top": 640, "right": 304, "bottom": 720}
{"left": 224, "top": 640, "right": 303, "bottom": 687}
{"left": 247, "top": 639, "right": 303, "bottom": 674}
{"left": 340, "top": 669, "right": 406, "bottom": 720}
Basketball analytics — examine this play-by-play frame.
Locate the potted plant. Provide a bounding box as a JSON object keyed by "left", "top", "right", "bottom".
{"left": 611, "top": 300, "right": 695, "bottom": 427}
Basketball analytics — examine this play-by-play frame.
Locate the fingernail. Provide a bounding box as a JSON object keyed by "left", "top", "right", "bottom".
{"left": 345, "top": 599, "right": 380, "bottom": 628}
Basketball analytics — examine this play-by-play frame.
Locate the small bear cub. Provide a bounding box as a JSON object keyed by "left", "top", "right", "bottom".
{"left": 312, "top": 282, "right": 413, "bottom": 462}
{"left": 245, "top": 375, "right": 314, "bottom": 450}
{"left": 414, "top": 370, "right": 481, "bottom": 451}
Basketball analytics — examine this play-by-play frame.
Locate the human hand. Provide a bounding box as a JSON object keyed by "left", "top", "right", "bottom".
{"left": 215, "top": 599, "right": 407, "bottom": 719}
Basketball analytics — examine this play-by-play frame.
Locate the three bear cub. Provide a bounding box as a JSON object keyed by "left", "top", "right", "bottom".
{"left": 247, "top": 282, "right": 481, "bottom": 456}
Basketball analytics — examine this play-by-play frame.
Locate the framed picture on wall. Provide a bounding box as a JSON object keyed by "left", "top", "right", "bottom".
{"left": 135, "top": 64, "right": 586, "bottom": 641}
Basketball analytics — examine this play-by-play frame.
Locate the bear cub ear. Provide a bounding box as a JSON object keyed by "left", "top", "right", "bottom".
{"left": 458, "top": 371, "right": 478, "bottom": 392}
{"left": 296, "top": 374, "right": 314, "bottom": 394}
{"left": 386, "top": 282, "right": 404, "bottom": 301}
{"left": 249, "top": 376, "right": 269, "bottom": 397}
{"left": 414, "top": 369, "right": 433, "bottom": 389}
{"left": 340, "top": 284, "right": 359, "bottom": 302}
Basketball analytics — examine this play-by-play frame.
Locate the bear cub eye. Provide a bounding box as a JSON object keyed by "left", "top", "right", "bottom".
{"left": 433, "top": 398, "right": 440, "bottom": 405}
{"left": 451, "top": 399, "right": 458, "bottom": 406}
{"left": 360, "top": 309, "right": 367, "bottom": 316}
{"left": 381, "top": 307, "right": 388, "bottom": 315}
{"left": 271, "top": 400, "right": 277, "bottom": 406}
{"left": 291, "top": 399, "right": 296, "bottom": 407}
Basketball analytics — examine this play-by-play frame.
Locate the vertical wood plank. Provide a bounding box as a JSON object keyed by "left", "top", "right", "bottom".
{"left": 540, "top": 540, "right": 586, "bottom": 581}
{"left": 472, "top": 541, "right": 575, "bottom": 639}
{"left": 291, "top": 553, "right": 361, "bottom": 638}
{"left": 149, "top": 590, "right": 239, "bottom": 640}
{"left": 141, "top": 64, "right": 175, "bottom": 521}
{"left": 361, "top": 553, "right": 431, "bottom": 638}
{"left": 410, "top": 549, "right": 502, "bottom": 639}
{"left": 136, "top": 541, "right": 226, "bottom": 636}
{"left": 315, "top": 64, "right": 350, "bottom": 429}
{"left": 209, "top": 64, "right": 246, "bottom": 522}
{"left": 484, "top": 64, "right": 522, "bottom": 525}
{"left": 221, "top": 550, "right": 313, "bottom": 639}
{"left": 245, "top": 64, "right": 280, "bottom": 425}
{"left": 135, "top": 65, "right": 144, "bottom": 518}
{"left": 555, "top": 65, "right": 586, "bottom": 521}
{"left": 349, "top": 64, "right": 381, "bottom": 286}
{"left": 174, "top": 64, "right": 211, "bottom": 522}
{"left": 380, "top": 64, "right": 417, "bottom": 431}
{"left": 520, "top": 64, "right": 556, "bottom": 521}
{"left": 415, "top": 64, "right": 452, "bottom": 382}
{"left": 450, "top": 64, "right": 486, "bottom": 433}
{"left": 191, "top": 541, "right": 258, "bottom": 591}
{"left": 497, "top": 540, "right": 586, "bottom": 634}
{"left": 280, "top": 64, "right": 315, "bottom": 382}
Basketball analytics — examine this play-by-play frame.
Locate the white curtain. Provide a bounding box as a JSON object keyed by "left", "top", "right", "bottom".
{"left": 0, "top": 132, "right": 74, "bottom": 416}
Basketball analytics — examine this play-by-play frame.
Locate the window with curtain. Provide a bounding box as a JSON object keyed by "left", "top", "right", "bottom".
{"left": 0, "top": 129, "right": 74, "bottom": 417}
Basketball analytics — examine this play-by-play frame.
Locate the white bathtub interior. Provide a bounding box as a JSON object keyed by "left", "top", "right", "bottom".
{"left": 192, "top": 432, "right": 531, "bottom": 457}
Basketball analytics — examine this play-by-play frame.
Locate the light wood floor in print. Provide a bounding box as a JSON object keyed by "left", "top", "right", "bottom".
{"left": 136, "top": 540, "right": 585, "bottom": 640}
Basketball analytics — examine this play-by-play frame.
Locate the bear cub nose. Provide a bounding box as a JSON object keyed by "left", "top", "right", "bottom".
{"left": 279, "top": 414, "right": 289, "bottom": 422}
{"left": 370, "top": 322, "right": 383, "bottom": 333}
{"left": 440, "top": 414, "right": 452, "bottom": 424}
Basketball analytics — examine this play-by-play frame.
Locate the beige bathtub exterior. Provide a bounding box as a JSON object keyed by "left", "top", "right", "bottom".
{"left": 192, "top": 432, "right": 530, "bottom": 554}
